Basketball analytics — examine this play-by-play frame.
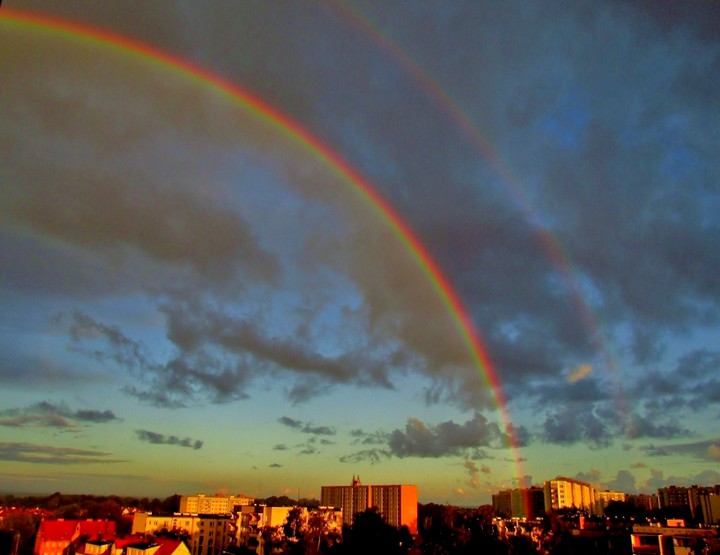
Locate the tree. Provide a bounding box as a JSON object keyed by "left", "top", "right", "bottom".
{"left": 336, "top": 507, "right": 412, "bottom": 555}
{"left": 0, "top": 513, "right": 38, "bottom": 555}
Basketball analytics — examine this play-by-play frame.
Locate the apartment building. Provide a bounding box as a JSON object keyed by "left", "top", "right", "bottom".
{"left": 595, "top": 490, "right": 626, "bottom": 516}
{"left": 321, "top": 476, "right": 418, "bottom": 534}
{"left": 543, "top": 477, "right": 596, "bottom": 513}
{"left": 178, "top": 495, "right": 253, "bottom": 515}
{"left": 34, "top": 520, "right": 117, "bottom": 555}
{"left": 131, "top": 513, "right": 231, "bottom": 555}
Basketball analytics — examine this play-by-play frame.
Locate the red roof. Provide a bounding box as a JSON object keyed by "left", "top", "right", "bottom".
{"left": 154, "top": 539, "right": 184, "bottom": 555}
{"left": 37, "top": 520, "right": 117, "bottom": 543}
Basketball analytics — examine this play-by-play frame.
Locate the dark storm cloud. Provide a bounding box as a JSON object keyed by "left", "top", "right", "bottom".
{"left": 541, "top": 407, "right": 613, "bottom": 449}
{"left": 281, "top": 0, "right": 720, "bottom": 405}
{"left": 2, "top": 167, "right": 278, "bottom": 288}
{"left": 388, "top": 412, "right": 512, "bottom": 458}
{"left": 539, "top": 400, "right": 688, "bottom": 449}
{"left": 135, "top": 429, "right": 204, "bottom": 450}
{"left": 0, "top": 442, "right": 125, "bottom": 464}
{"left": 0, "top": 402, "right": 119, "bottom": 428}
{"left": 59, "top": 310, "right": 255, "bottom": 406}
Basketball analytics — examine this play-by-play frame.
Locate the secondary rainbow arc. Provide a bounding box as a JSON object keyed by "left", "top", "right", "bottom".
{"left": 1, "top": 8, "right": 526, "bottom": 486}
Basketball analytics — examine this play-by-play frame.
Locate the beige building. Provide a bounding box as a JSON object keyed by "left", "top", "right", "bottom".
{"left": 131, "top": 513, "right": 231, "bottom": 555}
{"left": 321, "top": 476, "right": 418, "bottom": 534}
{"left": 543, "top": 477, "right": 596, "bottom": 513}
{"left": 179, "top": 494, "right": 253, "bottom": 515}
{"left": 594, "top": 490, "right": 626, "bottom": 516}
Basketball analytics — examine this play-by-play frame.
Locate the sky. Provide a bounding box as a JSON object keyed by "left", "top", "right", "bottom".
{"left": 1, "top": 1, "right": 719, "bottom": 506}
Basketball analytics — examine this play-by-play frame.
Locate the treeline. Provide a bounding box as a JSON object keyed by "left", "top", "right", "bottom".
{"left": 255, "top": 496, "right": 320, "bottom": 508}
{"left": 0, "top": 492, "right": 182, "bottom": 517}
{"left": 1, "top": 492, "right": 322, "bottom": 513}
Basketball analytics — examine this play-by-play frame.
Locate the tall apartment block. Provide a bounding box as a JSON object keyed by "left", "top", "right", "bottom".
{"left": 179, "top": 494, "right": 253, "bottom": 514}
{"left": 543, "top": 477, "right": 596, "bottom": 513}
{"left": 492, "top": 487, "right": 545, "bottom": 519}
{"left": 321, "top": 476, "right": 418, "bottom": 534}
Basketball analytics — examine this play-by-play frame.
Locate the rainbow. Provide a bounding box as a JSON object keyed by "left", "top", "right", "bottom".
{"left": 332, "top": 0, "right": 607, "bottom": 361}
{"left": 1, "top": 8, "right": 527, "bottom": 486}
{"left": 331, "top": 3, "right": 633, "bottom": 496}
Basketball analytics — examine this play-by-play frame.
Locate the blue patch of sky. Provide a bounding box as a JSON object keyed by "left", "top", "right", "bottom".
{"left": 536, "top": 88, "right": 589, "bottom": 149}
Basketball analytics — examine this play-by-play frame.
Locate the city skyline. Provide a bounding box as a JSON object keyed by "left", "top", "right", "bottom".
{"left": 1, "top": 1, "right": 719, "bottom": 504}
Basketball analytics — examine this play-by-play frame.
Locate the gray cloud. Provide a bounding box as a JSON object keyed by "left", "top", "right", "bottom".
{"left": 641, "top": 468, "right": 720, "bottom": 492}
{"left": 640, "top": 438, "right": 720, "bottom": 462}
{"left": 0, "top": 402, "right": 119, "bottom": 429}
{"left": 339, "top": 449, "right": 390, "bottom": 465}
{"left": 605, "top": 470, "right": 637, "bottom": 494}
{"left": 0, "top": 442, "right": 125, "bottom": 464}
{"left": 278, "top": 417, "right": 303, "bottom": 429}
{"left": 388, "top": 412, "right": 512, "bottom": 458}
{"left": 278, "top": 416, "right": 336, "bottom": 436}
{"left": 135, "top": 429, "right": 204, "bottom": 450}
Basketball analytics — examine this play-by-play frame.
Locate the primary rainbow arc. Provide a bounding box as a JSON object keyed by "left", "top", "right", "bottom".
{"left": 1, "top": 8, "right": 527, "bottom": 486}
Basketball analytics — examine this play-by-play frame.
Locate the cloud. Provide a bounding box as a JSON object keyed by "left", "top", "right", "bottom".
{"left": 278, "top": 416, "right": 336, "bottom": 436}
{"left": 605, "top": 470, "right": 638, "bottom": 494}
{"left": 339, "top": 449, "right": 390, "bottom": 465}
{"left": 0, "top": 442, "right": 125, "bottom": 464}
{"left": 278, "top": 417, "right": 303, "bottom": 429}
{"left": 1, "top": 0, "right": 720, "bottom": 489}
{"left": 269, "top": 463, "right": 282, "bottom": 468}
{"left": 3, "top": 145, "right": 278, "bottom": 285}
{"left": 350, "top": 429, "right": 390, "bottom": 446}
{"left": 567, "top": 364, "right": 593, "bottom": 383}
{"left": 135, "top": 430, "right": 203, "bottom": 450}
{"left": 640, "top": 438, "right": 720, "bottom": 461}
{"left": 0, "top": 402, "right": 119, "bottom": 429}
{"left": 640, "top": 468, "right": 720, "bottom": 491}
{"left": 387, "top": 412, "right": 511, "bottom": 458}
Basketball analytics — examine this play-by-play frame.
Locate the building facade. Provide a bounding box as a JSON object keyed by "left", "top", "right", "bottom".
{"left": 543, "top": 477, "right": 595, "bottom": 513}
{"left": 594, "top": 490, "right": 626, "bottom": 516}
{"left": 178, "top": 495, "right": 253, "bottom": 515}
{"left": 34, "top": 520, "right": 116, "bottom": 555}
{"left": 492, "top": 487, "right": 545, "bottom": 520}
{"left": 131, "top": 513, "right": 231, "bottom": 555}
{"left": 321, "top": 476, "right": 418, "bottom": 534}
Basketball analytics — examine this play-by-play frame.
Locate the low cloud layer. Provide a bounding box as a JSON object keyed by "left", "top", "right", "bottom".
{"left": 0, "top": 442, "right": 125, "bottom": 465}
{"left": 278, "top": 416, "right": 336, "bottom": 436}
{"left": 0, "top": 402, "right": 119, "bottom": 429}
{"left": 135, "top": 430, "right": 204, "bottom": 450}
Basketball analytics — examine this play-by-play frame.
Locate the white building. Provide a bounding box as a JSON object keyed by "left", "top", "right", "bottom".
{"left": 131, "top": 513, "right": 232, "bottom": 555}
{"left": 179, "top": 494, "right": 253, "bottom": 515}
